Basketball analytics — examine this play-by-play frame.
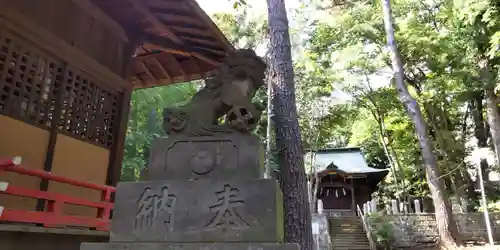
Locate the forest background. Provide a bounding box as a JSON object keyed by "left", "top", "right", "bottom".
{"left": 120, "top": 0, "right": 500, "bottom": 218}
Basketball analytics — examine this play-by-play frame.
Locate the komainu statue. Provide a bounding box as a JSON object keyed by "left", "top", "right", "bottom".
{"left": 162, "top": 49, "right": 266, "bottom": 136}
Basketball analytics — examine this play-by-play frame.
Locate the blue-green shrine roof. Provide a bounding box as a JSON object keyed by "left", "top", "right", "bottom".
{"left": 304, "top": 147, "right": 388, "bottom": 175}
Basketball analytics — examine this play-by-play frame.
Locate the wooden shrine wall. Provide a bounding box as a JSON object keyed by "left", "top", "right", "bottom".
{"left": 0, "top": 115, "right": 49, "bottom": 210}
{"left": 49, "top": 134, "right": 110, "bottom": 216}
{"left": 0, "top": 0, "right": 133, "bottom": 214}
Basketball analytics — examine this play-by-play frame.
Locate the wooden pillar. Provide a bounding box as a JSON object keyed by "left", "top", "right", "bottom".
{"left": 37, "top": 63, "right": 69, "bottom": 211}
{"left": 351, "top": 179, "right": 356, "bottom": 216}
{"left": 106, "top": 88, "right": 132, "bottom": 186}
{"left": 106, "top": 33, "right": 143, "bottom": 186}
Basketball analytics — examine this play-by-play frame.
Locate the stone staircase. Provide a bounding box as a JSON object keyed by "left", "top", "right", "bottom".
{"left": 329, "top": 216, "right": 371, "bottom": 250}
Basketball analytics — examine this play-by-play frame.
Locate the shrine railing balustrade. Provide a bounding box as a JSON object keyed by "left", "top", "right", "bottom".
{"left": 0, "top": 157, "right": 115, "bottom": 231}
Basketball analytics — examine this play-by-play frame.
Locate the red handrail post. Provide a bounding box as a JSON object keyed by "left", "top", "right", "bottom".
{"left": 96, "top": 187, "right": 113, "bottom": 231}
{"left": 45, "top": 199, "right": 64, "bottom": 228}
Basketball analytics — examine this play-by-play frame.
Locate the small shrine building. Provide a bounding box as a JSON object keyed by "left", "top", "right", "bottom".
{"left": 305, "top": 147, "right": 388, "bottom": 216}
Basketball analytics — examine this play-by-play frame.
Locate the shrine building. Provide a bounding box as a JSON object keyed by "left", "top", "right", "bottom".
{"left": 0, "top": 0, "right": 233, "bottom": 216}
{"left": 305, "top": 147, "right": 389, "bottom": 216}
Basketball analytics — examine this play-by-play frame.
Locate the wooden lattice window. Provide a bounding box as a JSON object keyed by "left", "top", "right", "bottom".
{"left": 59, "top": 68, "right": 119, "bottom": 148}
{"left": 0, "top": 30, "right": 63, "bottom": 129}
{"left": 0, "top": 29, "right": 120, "bottom": 149}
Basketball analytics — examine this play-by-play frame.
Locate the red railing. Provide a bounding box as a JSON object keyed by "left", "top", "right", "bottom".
{"left": 0, "top": 157, "right": 115, "bottom": 231}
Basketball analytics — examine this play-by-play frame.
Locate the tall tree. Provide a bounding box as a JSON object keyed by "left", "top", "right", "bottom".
{"left": 265, "top": 0, "right": 313, "bottom": 249}
{"left": 452, "top": 0, "right": 500, "bottom": 163}
{"left": 380, "top": 0, "right": 462, "bottom": 247}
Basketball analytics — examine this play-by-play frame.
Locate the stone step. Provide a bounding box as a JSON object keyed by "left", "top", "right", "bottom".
{"left": 331, "top": 236, "right": 368, "bottom": 239}
{"left": 329, "top": 222, "right": 363, "bottom": 227}
{"left": 330, "top": 231, "right": 365, "bottom": 234}
{"left": 330, "top": 225, "right": 363, "bottom": 228}
{"left": 330, "top": 231, "right": 366, "bottom": 237}
{"left": 331, "top": 244, "right": 371, "bottom": 250}
{"left": 330, "top": 222, "right": 363, "bottom": 227}
{"left": 330, "top": 228, "right": 365, "bottom": 233}
{"left": 332, "top": 242, "right": 370, "bottom": 248}
{"left": 332, "top": 247, "right": 370, "bottom": 250}
{"left": 329, "top": 216, "right": 362, "bottom": 221}
{"left": 331, "top": 241, "right": 370, "bottom": 246}
{"left": 331, "top": 239, "right": 370, "bottom": 243}
{"left": 329, "top": 217, "right": 370, "bottom": 250}
{"left": 331, "top": 234, "right": 368, "bottom": 239}
{"left": 330, "top": 226, "right": 364, "bottom": 230}
{"left": 332, "top": 241, "right": 370, "bottom": 245}
{"left": 330, "top": 224, "right": 363, "bottom": 228}
{"left": 331, "top": 227, "right": 363, "bottom": 230}
{"left": 331, "top": 237, "right": 369, "bottom": 242}
{"left": 330, "top": 224, "right": 363, "bottom": 227}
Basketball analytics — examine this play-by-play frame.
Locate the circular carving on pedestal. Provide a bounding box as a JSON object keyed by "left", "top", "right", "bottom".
{"left": 191, "top": 150, "right": 215, "bottom": 175}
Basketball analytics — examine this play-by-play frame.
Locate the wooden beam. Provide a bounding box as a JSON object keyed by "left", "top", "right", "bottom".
{"left": 70, "top": 0, "right": 128, "bottom": 42}
{"left": 124, "top": 0, "right": 183, "bottom": 44}
{"left": 139, "top": 60, "right": 156, "bottom": 81}
{"left": 181, "top": 36, "right": 225, "bottom": 48}
{"left": 170, "top": 25, "right": 214, "bottom": 38}
{"left": 190, "top": 57, "right": 201, "bottom": 75}
{"left": 143, "top": 43, "right": 191, "bottom": 57}
{"left": 168, "top": 54, "right": 186, "bottom": 80}
{"left": 193, "top": 46, "right": 227, "bottom": 56}
{"left": 318, "top": 183, "right": 349, "bottom": 188}
{"left": 144, "top": 43, "right": 219, "bottom": 66}
{"left": 192, "top": 53, "right": 218, "bottom": 66}
{"left": 155, "top": 13, "right": 205, "bottom": 27}
{"left": 153, "top": 58, "right": 172, "bottom": 83}
{"left": 144, "top": 35, "right": 220, "bottom": 65}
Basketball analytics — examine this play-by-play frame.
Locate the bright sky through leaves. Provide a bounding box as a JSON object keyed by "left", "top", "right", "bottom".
{"left": 197, "top": 0, "right": 267, "bottom": 14}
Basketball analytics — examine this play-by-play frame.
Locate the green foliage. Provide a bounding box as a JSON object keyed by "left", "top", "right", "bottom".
{"left": 212, "top": 10, "right": 268, "bottom": 50}
{"left": 368, "top": 212, "right": 395, "bottom": 250}
{"left": 481, "top": 200, "right": 500, "bottom": 212}
{"left": 121, "top": 83, "right": 198, "bottom": 181}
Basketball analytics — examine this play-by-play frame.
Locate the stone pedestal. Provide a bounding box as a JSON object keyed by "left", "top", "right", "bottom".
{"left": 81, "top": 135, "right": 298, "bottom": 250}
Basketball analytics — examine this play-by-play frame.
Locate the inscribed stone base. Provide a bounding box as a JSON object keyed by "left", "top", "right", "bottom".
{"left": 146, "top": 134, "right": 264, "bottom": 181}
{"left": 81, "top": 243, "right": 300, "bottom": 250}
{"left": 110, "top": 179, "right": 284, "bottom": 242}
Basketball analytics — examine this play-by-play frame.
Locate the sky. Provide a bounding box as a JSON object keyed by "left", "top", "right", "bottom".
{"left": 197, "top": 0, "right": 233, "bottom": 14}
{"left": 196, "top": 0, "right": 303, "bottom": 16}
{"left": 197, "top": 0, "right": 267, "bottom": 14}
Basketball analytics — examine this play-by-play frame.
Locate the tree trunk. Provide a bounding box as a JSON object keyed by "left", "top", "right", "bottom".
{"left": 265, "top": 0, "right": 313, "bottom": 250}
{"left": 265, "top": 65, "right": 274, "bottom": 179}
{"left": 380, "top": 0, "right": 462, "bottom": 247}
{"left": 485, "top": 89, "right": 500, "bottom": 165}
